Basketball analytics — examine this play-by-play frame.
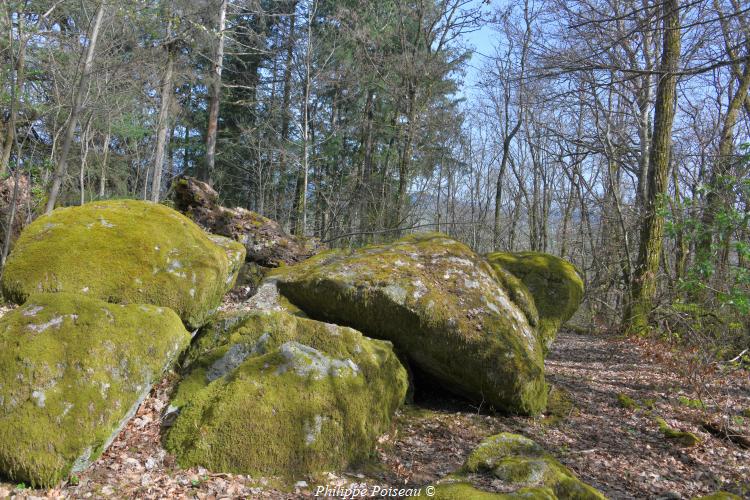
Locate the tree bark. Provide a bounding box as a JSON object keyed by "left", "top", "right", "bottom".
{"left": 624, "top": 0, "right": 681, "bottom": 334}
{"left": 275, "top": 4, "right": 297, "bottom": 223}
{"left": 1, "top": 9, "right": 27, "bottom": 177}
{"left": 202, "top": 0, "right": 228, "bottom": 185}
{"left": 150, "top": 44, "right": 175, "bottom": 202}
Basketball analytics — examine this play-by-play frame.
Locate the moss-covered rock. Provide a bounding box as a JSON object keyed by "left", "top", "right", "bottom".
{"left": 459, "top": 433, "right": 605, "bottom": 500}
{"left": 487, "top": 252, "right": 584, "bottom": 350}
{"left": 165, "top": 310, "right": 408, "bottom": 476}
{"left": 424, "top": 482, "right": 557, "bottom": 499}
{"left": 0, "top": 293, "right": 191, "bottom": 487}
{"left": 1, "top": 200, "right": 245, "bottom": 327}
{"left": 692, "top": 493, "right": 743, "bottom": 500}
{"left": 655, "top": 417, "right": 701, "bottom": 447}
{"left": 271, "top": 233, "right": 547, "bottom": 415}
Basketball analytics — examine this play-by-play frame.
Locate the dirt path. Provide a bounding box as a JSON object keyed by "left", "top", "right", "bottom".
{"left": 520, "top": 330, "right": 750, "bottom": 499}
{"left": 1, "top": 330, "right": 748, "bottom": 499}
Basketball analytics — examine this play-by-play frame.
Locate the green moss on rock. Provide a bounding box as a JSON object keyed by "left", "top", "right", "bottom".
{"left": 165, "top": 310, "right": 408, "bottom": 476}
{"left": 0, "top": 293, "right": 191, "bottom": 487}
{"left": 460, "top": 433, "right": 605, "bottom": 500}
{"left": 655, "top": 417, "right": 701, "bottom": 447}
{"left": 544, "top": 386, "right": 574, "bottom": 424}
{"left": 692, "top": 492, "right": 743, "bottom": 500}
{"left": 1, "top": 200, "right": 245, "bottom": 328}
{"left": 487, "top": 252, "right": 584, "bottom": 350}
{"left": 425, "top": 482, "right": 558, "bottom": 499}
{"left": 271, "top": 233, "right": 547, "bottom": 415}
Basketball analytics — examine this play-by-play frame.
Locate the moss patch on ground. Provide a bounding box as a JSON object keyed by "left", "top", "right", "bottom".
{"left": 655, "top": 417, "right": 701, "bottom": 447}
{"left": 0, "top": 293, "right": 190, "bottom": 487}
{"left": 165, "top": 310, "right": 408, "bottom": 477}
{"left": 617, "top": 393, "right": 638, "bottom": 410}
{"left": 271, "top": 232, "right": 547, "bottom": 415}
{"left": 1, "top": 200, "right": 245, "bottom": 328}
{"left": 486, "top": 252, "right": 584, "bottom": 351}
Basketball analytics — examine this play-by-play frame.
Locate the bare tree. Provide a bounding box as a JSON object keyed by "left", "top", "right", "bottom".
{"left": 46, "top": 1, "right": 106, "bottom": 213}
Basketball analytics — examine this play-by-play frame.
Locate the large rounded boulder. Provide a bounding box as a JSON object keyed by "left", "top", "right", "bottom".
{"left": 487, "top": 252, "right": 584, "bottom": 350}
{"left": 1, "top": 200, "right": 245, "bottom": 328}
{"left": 270, "top": 233, "right": 547, "bottom": 415}
{"left": 0, "top": 293, "right": 191, "bottom": 487}
{"left": 165, "top": 310, "right": 408, "bottom": 476}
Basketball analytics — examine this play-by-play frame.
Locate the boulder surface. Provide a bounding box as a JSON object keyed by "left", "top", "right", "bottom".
{"left": 165, "top": 310, "right": 407, "bottom": 476}
{"left": 0, "top": 293, "right": 190, "bottom": 487}
{"left": 425, "top": 433, "right": 605, "bottom": 499}
{"left": 487, "top": 252, "right": 584, "bottom": 350}
{"left": 271, "top": 232, "right": 547, "bottom": 415}
{"left": 1, "top": 200, "right": 245, "bottom": 328}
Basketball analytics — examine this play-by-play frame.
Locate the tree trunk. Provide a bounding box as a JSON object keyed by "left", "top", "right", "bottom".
{"left": 150, "top": 45, "right": 175, "bottom": 202}
{"left": 292, "top": 2, "right": 313, "bottom": 236}
{"left": 697, "top": 63, "right": 750, "bottom": 260}
{"left": 202, "top": 0, "right": 228, "bottom": 185}
{"left": 275, "top": 5, "right": 297, "bottom": 223}
{"left": 394, "top": 83, "right": 417, "bottom": 231}
{"left": 79, "top": 117, "right": 93, "bottom": 205}
{"left": 46, "top": 2, "right": 106, "bottom": 213}
{"left": 624, "top": 0, "right": 681, "bottom": 334}
{"left": 99, "top": 129, "right": 110, "bottom": 198}
{"left": 1, "top": 11, "right": 27, "bottom": 177}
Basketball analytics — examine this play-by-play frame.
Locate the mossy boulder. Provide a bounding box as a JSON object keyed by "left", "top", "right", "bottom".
{"left": 271, "top": 233, "right": 546, "bottom": 415}
{"left": 692, "top": 493, "right": 743, "bottom": 500}
{"left": 458, "top": 433, "right": 605, "bottom": 499}
{"left": 424, "top": 482, "right": 556, "bottom": 499}
{"left": 1, "top": 200, "right": 245, "bottom": 328}
{"left": 165, "top": 310, "right": 408, "bottom": 476}
{"left": 0, "top": 293, "right": 191, "bottom": 487}
{"left": 487, "top": 252, "right": 584, "bottom": 350}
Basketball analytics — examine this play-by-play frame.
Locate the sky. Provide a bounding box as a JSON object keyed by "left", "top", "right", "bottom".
{"left": 458, "top": 0, "right": 502, "bottom": 98}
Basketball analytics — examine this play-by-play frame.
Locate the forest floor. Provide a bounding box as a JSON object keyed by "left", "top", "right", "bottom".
{"left": 1, "top": 307, "right": 748, "bottom": 499}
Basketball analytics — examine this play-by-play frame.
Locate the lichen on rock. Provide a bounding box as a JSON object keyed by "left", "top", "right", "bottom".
{"left": 1, "top": 200, "right": 245, "bottom": 328}
{"left": 0, "top": 293, "right": 191, "bottom": 487}
{"left": 165, "top": 310, "right": 408, "bottom": 476}
{"left": 486, "top": 252, "right": 584, "bottom": 351}
{"left": 270, "top": 232, "right": 547, "bottom": 415}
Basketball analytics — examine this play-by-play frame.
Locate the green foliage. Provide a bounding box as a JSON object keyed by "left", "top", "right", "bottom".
{"left": 692, "top": 492, "right": 743, "bottom": 500}
{"left": 662, "top": 148, "right": 750, "bottom": 355}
